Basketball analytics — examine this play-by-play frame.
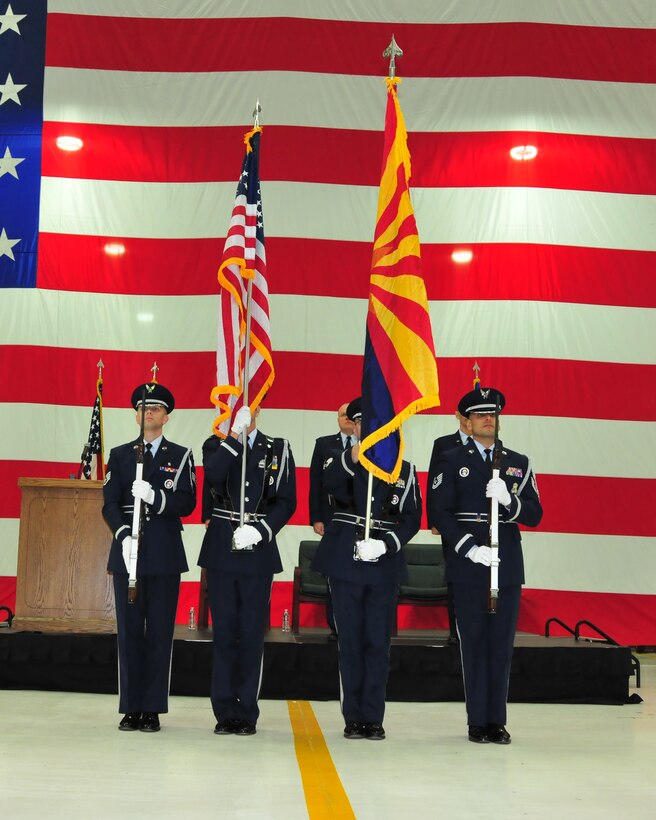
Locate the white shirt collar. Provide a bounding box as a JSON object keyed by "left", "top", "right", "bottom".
{"left": 144, "top": 434, "right": 163, "bottom": 456}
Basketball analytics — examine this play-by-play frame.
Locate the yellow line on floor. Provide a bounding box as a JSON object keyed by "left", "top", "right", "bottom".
{"left": 288, "top": 700, "right": 355, "bottom": 819}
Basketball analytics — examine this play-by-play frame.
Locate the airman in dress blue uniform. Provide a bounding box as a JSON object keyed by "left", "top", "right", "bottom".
{"left": 308, "top": 402, "right": 357, "bottom": 637}
{"left": 312, "top": 398, "right": 422, "bottom": 740}
{"left": 198, "top": 405, "right": 296, "bottom": 736}
{"left": 427, "top": 387, "right": 543, "bottom": 744}
{"left": 426, "top": 410, "right": 472, "bottom": 642}
{"left": 103, "top": 382, "right": 196, "bottom": 732}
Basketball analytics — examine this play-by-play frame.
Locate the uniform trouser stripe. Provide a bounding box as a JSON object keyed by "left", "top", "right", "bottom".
{"left": 329, "top": 576, "right": 397, "bottom": 725}
{"left": 113, "top": 573, "right": 180, "bottom": 714}
{"left": 452, "top": 583, "right": 521, "bottom": 727}
{"left": 206, "top": 569, "right": 273, "bottom": 724}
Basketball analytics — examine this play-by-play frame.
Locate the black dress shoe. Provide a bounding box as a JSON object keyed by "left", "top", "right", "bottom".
{"left": 213, "top": 719, "right": 234, "bottom": 735}
{"left": 118, "top": 713, "right": 141, "bottom": 731}
{"left": 343, "top": 721, "right": 366, "bottom": 739}
{"left": 487, "top": 724, "right": 511, "bottom": 744}
{"left": 233, "top": 720, "right": 256, "bottom": 736}
{"left": 364, "top": 723, "right": 386, "bottom": 740}
{"left": 139, "top": 712, "right": 160, "bottom": 732}
{"left": 468, "top": 725, "right": 489, "bottom": 743}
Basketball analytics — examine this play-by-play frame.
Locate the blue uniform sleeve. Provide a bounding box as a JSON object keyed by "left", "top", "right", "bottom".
{"left": 253, "top": 440, "right": 297, "bottom": 544}
{"left": 502, "top": 459, "right": 543, "bottom": 528}
{"left": 428, "top": 453, "right": 478, "bottom": 560}
{"left": 380, "top": 464, "right": 422, "bottom": 553}
{"left": 102, "top": 447, "right": 130, "bottom": 543}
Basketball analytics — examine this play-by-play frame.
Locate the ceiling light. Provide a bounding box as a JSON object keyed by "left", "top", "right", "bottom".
{"left": 451, "top": 249, "right": 473, "bottom": 264}
{"left": 510, "top": 145, "right": 538, "bottom": 161}
{"left": 56, "top": 136, "right": 83, "bottom": 152}
{"left": 103, "top": 242, "right": 125, "bottom": 256}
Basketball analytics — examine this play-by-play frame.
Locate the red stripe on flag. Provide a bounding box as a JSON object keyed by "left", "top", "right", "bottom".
{"left": 370, "top": 282, "right": 432, "bottom": 339}
{"left": 524, "top": 474, "right": 656, "bottom": 537}
{"left": 1, "top": 576, "right": 653, "bottom": 643}
{"left": 1, "top": 463, "right": 653, "bottom": 536}
{"left": 37, "top": 235, "right": 656, "bottom": 308}
{"left": 46, "top": 15, "right": 656, "bottom": 83}
{"left": 518, "top": 588, "right": 656, "bottom": 647}
{"left": 41, "top": 123, "right": 656, "bottom": 196}
{"left": 1, "top": 348, "right": 653, "bottom": 421}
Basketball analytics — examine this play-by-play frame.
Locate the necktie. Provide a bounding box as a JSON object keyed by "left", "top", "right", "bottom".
{"left": 144, "top": 441, "right": 153, "bottom": 471}
{"left": 344, "top": 436, "right": 352, "bottom": 450}
{"left": 484, "top": 448, "right": 492, "bottom": 463}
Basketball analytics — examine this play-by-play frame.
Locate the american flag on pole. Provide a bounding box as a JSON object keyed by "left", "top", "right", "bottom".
{"left": 211, "top": 127, "right": 274, "bottom": 438}
{"left": 360, "top": 76, "right": 440, "bottom": 483}
{"left": 79, "top": 374, "right": 105, "bottom": 480}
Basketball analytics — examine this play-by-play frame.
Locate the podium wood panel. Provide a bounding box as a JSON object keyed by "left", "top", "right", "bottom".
{"left": 15, "top": 478, "right": 115, "bottom": 633}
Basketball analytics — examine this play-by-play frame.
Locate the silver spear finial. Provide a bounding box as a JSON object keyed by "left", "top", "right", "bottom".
{"left": 253, "top": 99, "right": 261, "bottom": 128}
{"left": 383, "top": 35, "right": 403, "bottom": 78}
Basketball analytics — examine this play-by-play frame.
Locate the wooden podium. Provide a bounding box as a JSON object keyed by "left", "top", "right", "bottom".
{"left": 14, "top": 478, "right": 116, "bottom": 633}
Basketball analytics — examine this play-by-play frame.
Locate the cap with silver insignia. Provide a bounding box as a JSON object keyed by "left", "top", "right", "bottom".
{"left": 457, "top": 387, "right": 505, "bottom": 417}
{"left": 131, "top": 382, "right": 175, "bottom": 413}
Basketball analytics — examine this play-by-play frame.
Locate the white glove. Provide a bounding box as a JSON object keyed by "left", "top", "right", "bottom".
{"left": 121, "top": 536, "right": 133, "bottom": 572}
{"left": 356, "top": 538, "right": 387, "bottom": 562}
{"left": 231, "top": 406, "right": 251, "bottom": 434}
{"left": 132, "top": 479, "right": 155, "bottom": 505}
{"left": 232, "top": 524, "right": 263, "bottom": 550}
{"left": 486, "top": 477, "right": 511, "bottom": 507}
{"left": 467, "top": 545, "right": 498, "bottom": 567}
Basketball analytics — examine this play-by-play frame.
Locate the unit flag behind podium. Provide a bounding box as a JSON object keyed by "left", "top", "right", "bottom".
{"left": 79, "top": 360, "right": 105, "bottom": 480}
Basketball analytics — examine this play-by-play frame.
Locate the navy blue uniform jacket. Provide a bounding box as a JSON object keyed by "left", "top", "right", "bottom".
{"left": 309, "top": 432, "right": 344, "bottom": 525}
{"left": 426, "top": 430, "right": 465, "bottom": 528}
{"left": 312, "top": 450, "right": 422, "bottom": 585}
{"left": 427, "top": 442, "right": 543, "bottom": 587}
{"left": 201, "top": 434, "right": 221, "bottom": 521}
{"left": 198, "top": 431, "right": 296, "bottom": 576}
{"left": 103, "top": 437, "right": 196, "bottom": 575}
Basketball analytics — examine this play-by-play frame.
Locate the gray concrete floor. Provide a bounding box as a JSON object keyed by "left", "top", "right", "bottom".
{"left": 0, "top": 659, "right": 654, "bottom": 819}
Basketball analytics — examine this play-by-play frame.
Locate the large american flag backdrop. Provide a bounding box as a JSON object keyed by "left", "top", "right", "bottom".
{"left": 1, "top": 1, "right": 654, "bottom": 645}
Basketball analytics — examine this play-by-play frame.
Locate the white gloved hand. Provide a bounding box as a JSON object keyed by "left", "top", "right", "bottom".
{"left": 122, "top": 536, "right": 133, "bottom": 572}
{"left": 132, "top": 478, "right": 155, "bottom": 505}
{"left": 356, "top": 538, "right": 387, "bottom": 562}
{"left": 231, "top": 406, "right": 252, "bottom": 434}
{"left": 232, "top": 524, "right": 263, "bottom": 550}
{"left": 486, "top": 477, "right": 511, "bottom": 507}
{"left": 467, "top": 545, "right": 498, "bottom": 567}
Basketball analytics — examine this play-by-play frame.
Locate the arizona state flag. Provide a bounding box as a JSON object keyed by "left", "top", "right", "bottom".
{"left": 359, "top": 78, "right": 440, "bottom": 483}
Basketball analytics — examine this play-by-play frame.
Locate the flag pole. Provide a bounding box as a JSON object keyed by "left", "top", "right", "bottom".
{"left": 363, "top": 37, "right": 404, "bottom": 541}
{"left": 97, "top": 358, "right": 106, "bottom": 478}
{"left": 238, "top": 100, "right": 262, "bottom": 527}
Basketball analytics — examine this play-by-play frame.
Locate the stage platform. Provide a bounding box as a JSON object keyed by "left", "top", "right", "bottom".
{"left": 0, "top": 625, "right": 639, "bottom": 706}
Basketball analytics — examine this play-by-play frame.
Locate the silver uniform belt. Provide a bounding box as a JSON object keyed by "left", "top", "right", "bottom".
{"left": 456, "top": 512, "right": 511, "bottom": 524}
{"left": 332, "top": 512, "right": 394, "bottom": 530}
{"left": 212, "top": 507, "right": 265, "bottom": 524}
